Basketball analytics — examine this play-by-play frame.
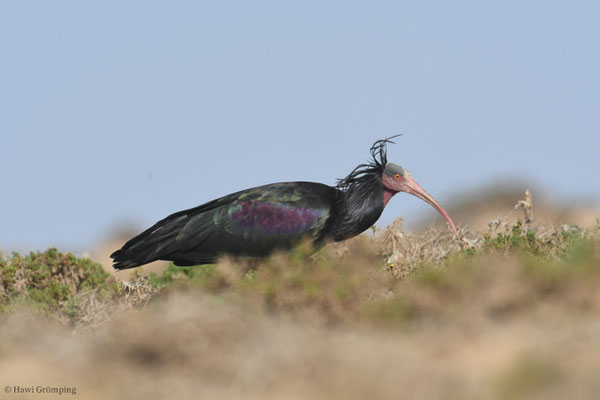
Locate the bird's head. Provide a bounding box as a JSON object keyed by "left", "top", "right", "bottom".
{"left": 337, "top": 135, "right": 458, "bottom": 236}
{"left": 381, "top": 162, "right": 458, "bottom": 236}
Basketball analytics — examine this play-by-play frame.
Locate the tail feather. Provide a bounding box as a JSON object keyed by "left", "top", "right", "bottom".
{"left": 110, "top": 213, "right": 191, "bottom": 270}
{"left": 110, "top": 249, "right": 142, "bottom": 270}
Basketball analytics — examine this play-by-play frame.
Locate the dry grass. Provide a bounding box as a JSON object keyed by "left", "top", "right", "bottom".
{"left": 1, "top": 191, "right": 599, "bottom": 399}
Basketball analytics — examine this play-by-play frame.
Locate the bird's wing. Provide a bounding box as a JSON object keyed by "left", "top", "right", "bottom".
{"left": 173, "top": 182, "right": 334, "bottom": 258}
{"left": 111, "top": 182, "right": 336, "bottom": 268}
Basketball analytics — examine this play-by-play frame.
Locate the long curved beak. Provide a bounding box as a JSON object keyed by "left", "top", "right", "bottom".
{"left": 398, "top": 178, "right": 458, "bottom": 236}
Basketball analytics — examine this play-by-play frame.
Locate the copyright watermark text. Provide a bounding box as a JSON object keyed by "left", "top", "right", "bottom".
{"left": 4, "top": 385, "right": 77, "bottom": 395}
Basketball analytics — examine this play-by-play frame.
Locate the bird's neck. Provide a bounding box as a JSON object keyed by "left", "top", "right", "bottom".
{"left": 383, "top": 189, "right": 396, "bottom": 206}
{"left": 330, "top": 175, "right": 385, "bottom": 241}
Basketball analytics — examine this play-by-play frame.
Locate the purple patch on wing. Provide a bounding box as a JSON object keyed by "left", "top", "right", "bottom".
{"left": 230, "top": 201, "right": 323, "bottom": 235}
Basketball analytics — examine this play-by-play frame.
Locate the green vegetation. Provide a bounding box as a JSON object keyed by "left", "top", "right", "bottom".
{"left": 0, "top": 248, "right": 117, "bottom": 323}
{"left": 0, "top": 220, "right": 598, "bottom": 329}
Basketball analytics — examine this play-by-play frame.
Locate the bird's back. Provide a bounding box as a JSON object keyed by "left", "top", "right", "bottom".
{"left": 111, "top": 182, "right": 337, "bottom": 269}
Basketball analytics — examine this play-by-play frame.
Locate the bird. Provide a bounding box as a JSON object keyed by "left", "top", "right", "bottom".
{"left": 111, "top": 136, "right": 457, "bottom": 270}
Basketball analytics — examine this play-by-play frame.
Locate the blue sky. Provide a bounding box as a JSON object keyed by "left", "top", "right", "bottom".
{"left": 1, "top": 1, "right": 598, "bottom": 253}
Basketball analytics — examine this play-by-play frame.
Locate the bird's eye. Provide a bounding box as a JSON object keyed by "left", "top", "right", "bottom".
{"left": 393, "top": 173, "right": 401, "bottom": 180}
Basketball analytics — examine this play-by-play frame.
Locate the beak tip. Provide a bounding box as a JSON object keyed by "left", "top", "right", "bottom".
{"left": 402, "top": 176, "right": 459, "bottom": 238}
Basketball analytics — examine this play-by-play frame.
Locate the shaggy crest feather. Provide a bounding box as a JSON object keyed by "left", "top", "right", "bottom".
{"left": 335, "top": 135, "right": 401, "bottom": 194}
